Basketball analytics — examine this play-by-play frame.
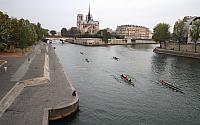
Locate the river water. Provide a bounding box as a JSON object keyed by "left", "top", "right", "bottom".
{"left": 50, "top": 42, "right": 200, "bottom": 125}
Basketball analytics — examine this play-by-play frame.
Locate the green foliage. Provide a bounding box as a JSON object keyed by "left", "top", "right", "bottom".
{"left": 173, "top": 20, "right": 187, "bottom": 51}
{"left": 190, "top": 19, "right": 200, "bottom": 53}
{"left": 18, "top": 19, "right": 28, "bottom": 49}
{"left": 69, "top": 27, "right": 80, "bottom": 35}
{"left": 0, "top": 43, "right": 7, "bottom": 52}
{"left": 97, "top": 29, "right": 111, "bottom": 43}
{"left": 173, "top": 20, "right": 186, "bottom": 43}
{"left": 50, "top": 30, "right": 57, "bottom": 36}
{"left": 34, "top": 22, "right": 43, "bottom": 40}
{"left": 153, "top": 23, "right": 170, "bottom": 42}
{"left": 61, "top": 28, "right": 68, "bottom": 37}
{"left": 43, "top": 29, "right": 49, "bottom": 37}
{"left": 0, "top": 10, "right": 48, "bottom": 51}
{"left": 0, "top": 11, "right": 11, "bottom": 50}
{"left": 190, "top": 19, "right": 200, "bottom": 43}
{"left": 10, "top": 18, "right": 20, "bottom": 42}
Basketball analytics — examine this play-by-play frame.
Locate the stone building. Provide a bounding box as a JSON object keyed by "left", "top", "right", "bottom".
{"left": 77, "top": 5, "right": 99, "bottom": 35}
{"left": 116, "top": 25, "right": 152, "bottom": 39}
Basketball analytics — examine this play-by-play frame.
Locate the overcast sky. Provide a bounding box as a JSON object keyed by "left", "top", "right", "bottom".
{"left": 0, "top": 0, "right": 200, "bottom": 32}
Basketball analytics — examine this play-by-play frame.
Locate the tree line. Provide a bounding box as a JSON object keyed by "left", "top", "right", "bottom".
{"left": 153, "top": 17, "right": 200, "bottom": 52}
{"left": 0, "top": 11, "right": 48, "bottom": 52}
{"left": 59, "top": 27, "right": 124, "bottom": 43}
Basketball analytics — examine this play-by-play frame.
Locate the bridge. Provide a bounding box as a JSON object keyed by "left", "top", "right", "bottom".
{"left": 43, "top": 37, "right": 75, "bottom": 43}
{"left": 46, "top": 37, "right": 74, "bottom": 41}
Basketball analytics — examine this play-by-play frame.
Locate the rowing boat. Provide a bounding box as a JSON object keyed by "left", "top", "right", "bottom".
{"left": 160, "top": 80, "right": 184, "bottom": 93}
{"left": 121, "top": 75, "right": 134, "bottom": 86}
{"left": 113, "top": 57, "right": 119, "bottom": 61}
{"left": 85, "top": 58, "right": 89, "bottom": 63}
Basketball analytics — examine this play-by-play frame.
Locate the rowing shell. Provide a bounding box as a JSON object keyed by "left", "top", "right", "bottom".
{"left": 121, "top": 76, "right": 134, "bottom": 86}
{"left": 160, "top": 80, "right": 184, "bottom": 94}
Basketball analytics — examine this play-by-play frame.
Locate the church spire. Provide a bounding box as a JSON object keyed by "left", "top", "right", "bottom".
{"left": 87, "top": 4, "right": 91, "bottom": 22}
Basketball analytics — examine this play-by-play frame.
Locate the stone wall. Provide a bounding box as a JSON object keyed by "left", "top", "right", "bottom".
{"left": 134, "top": 39, "right": 156, "bottom": 44}
{"left": 74, "top": 38, "right": 129, "bottom": 45}
{"left": 75, "top": 38, "right": 103, "bottom": 45}
{"left": 48, "top": 99, "right": 79, "bottom": 120}
{"left": 108, "top": 39, "right": 127, "bottom": 45}
{"left": 161, "top": 42, "right": 200, "bottom": 53}
{"left": 154, "top": 47, "right": 200, "bottom": 59}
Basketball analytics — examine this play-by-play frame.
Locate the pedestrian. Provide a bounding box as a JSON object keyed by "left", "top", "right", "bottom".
{"left": 28, "top": 56, "right": 30, "bottom": 62}
{"left": 4, "top": 66, "right": 7, "bottom": 72}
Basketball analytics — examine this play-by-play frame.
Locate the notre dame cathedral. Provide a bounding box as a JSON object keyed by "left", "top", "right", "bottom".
{"left": 77, "top": 5, "right": 99, "bottom": 35}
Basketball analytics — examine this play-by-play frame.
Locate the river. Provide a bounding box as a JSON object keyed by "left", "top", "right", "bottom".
{"left": 50, "top": 41, "right": 200, "bottom": 125}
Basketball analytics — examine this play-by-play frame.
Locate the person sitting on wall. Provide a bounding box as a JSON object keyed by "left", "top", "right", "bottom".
{"left": 72, "top": 90, "right": 76, "bottom": 96}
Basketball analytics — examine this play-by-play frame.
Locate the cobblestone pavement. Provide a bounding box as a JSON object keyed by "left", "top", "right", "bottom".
{"left": 0, "top": 43, "right": 45, "bottom": 100}
{"left": 0, "top": 43, "right": 76, "bottom": 125}
{"left": 0, "top": 57, "right": 25, "bottom": 100}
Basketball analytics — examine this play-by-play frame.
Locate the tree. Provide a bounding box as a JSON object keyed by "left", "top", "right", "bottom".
{"left": 0, "top": 11, "right": 11, "bottom": 51}
{"left": 18, "top": 19, "right": 28, "bottom": 53}
{"left": 10, "top": 18, "right": 20, "bottom": 43}
{"left": 61, "top": 28, "right": 68, "bottom": 37}
{"left": 35, "top": 22, "right": 43, "bottom": 40}
{"left": 42, "top": 29, "right": 49, "bottom": 37}
{"left": 97, "top": 29, "right": 111, "bottom": 43}
{"left": 190, "top": 19, "right": 200, "bottom": 53}
{"left": 0, "top": 10, "right": 48, "bottom": 52}
{"left": 50, "top": 30, "right": 57, "bottom": 36}
{"left": 173, "top": 20, "right": 185, "bottom": 51}
{"left": 28, "top": 23, "right": 38, "bottom": 45}
{"left": 153, "top": 23, "right": 170, "bottom": 48}
{"left": 69, "top": 27, "right": 80, "bottom": 36}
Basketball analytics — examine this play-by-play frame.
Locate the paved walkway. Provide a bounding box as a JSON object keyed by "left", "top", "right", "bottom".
{"left": 0, "top": 47, "right": 33, "bottom": 100}
{"left": 0, "top": 43, "right": 78, "bottom": 125}
{"left": 11, "top": 44, "right": 43, "bottom": 82}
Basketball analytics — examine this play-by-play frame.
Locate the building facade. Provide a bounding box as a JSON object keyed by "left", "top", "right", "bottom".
{"left": 77, "top": 5, "right": 99, "bottom": 35}
{"left": 116, "top": 25, "right": 152, "bottom": 39}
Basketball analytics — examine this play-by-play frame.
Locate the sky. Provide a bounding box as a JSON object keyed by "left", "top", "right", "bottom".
{"left": 0, "top": 0, "right": 200, "bottom": 32}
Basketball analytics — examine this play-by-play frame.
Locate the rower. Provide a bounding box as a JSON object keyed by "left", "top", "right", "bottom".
{"left": 160, "top": 80, "right": 165, "bottom": 85}
{"left": 125, "top": 75, "right": 128, "bottom": 80}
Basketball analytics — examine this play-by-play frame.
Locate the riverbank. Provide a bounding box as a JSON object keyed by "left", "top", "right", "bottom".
{"left": 66, "top": 39, "right": 156, "bottom": 46}
{"left": 153, "top": 47, "right": 200, "bottom": 59}
{"left": 0, "top": 42, "right": 79, "bottom": 125}
{"left": 67, "top": 40, "right": 134, "bottom": 46}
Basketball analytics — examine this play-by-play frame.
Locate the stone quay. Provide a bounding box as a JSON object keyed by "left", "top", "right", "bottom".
{"left": 0, "top": 42, "right": 79, "bottom": 125}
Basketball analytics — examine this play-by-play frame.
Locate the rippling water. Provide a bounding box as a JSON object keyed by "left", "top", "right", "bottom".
{"left": 50, "top": 42, "right": 200, "bottom": 125}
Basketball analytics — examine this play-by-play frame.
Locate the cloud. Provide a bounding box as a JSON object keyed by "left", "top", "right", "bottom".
{"left": 0, "top": 0, "right": 199, "bottom": 31}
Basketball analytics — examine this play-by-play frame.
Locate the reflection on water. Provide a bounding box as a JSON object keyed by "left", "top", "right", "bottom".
{"left": 127, "top": 44, "right": 155, "bottom": 50}
{"left": 50, "top": 42, "right": 200, "bottom": 125}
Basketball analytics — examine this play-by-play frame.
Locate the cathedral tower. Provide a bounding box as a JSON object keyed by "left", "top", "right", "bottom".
{"left": 76, "top": 4, "right": 99, "bottom": 34}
